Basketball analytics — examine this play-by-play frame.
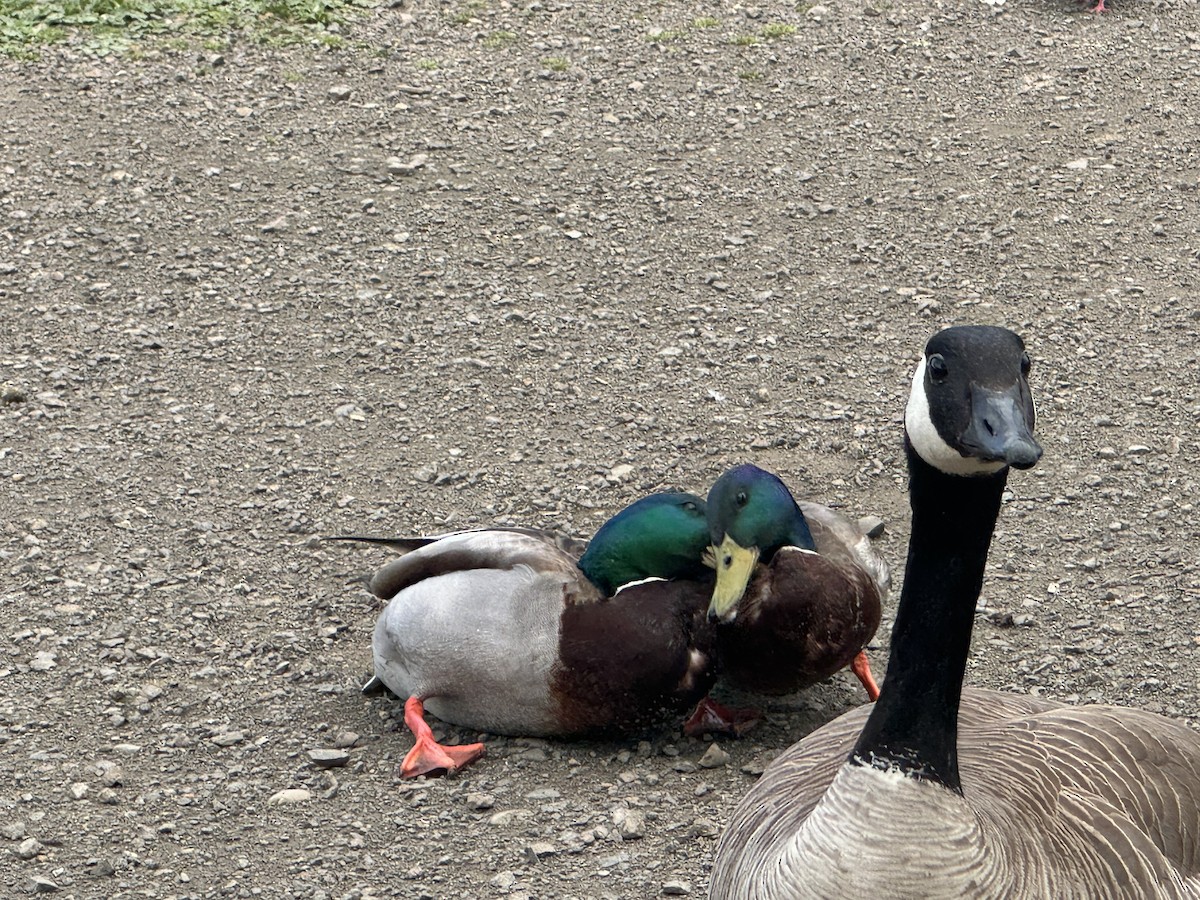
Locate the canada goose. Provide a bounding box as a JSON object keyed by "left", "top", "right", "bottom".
{"left": 708, "top": 325, "right": 1200, "bottom": 899}
{"left": 343, "top": 492, "right": 718, "bottom": 778}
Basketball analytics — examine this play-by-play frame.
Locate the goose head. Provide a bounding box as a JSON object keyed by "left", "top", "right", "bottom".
{"left": 904, "top": 325, "right": 1043, "bottom": 476}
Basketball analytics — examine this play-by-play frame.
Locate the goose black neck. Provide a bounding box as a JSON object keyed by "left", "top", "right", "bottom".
{"left": 850, "top": 439, "right": 1009, "bottom": 793}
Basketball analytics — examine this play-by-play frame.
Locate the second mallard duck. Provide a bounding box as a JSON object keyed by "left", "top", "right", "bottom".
{"left": 343, "top": 491, "right": 718, "bottom": 778}
{"left": 702, "top": 464, "right": 889, "bottom": 707}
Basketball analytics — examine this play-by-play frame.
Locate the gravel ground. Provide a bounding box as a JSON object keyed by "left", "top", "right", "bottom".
{"left": 3, "top": 1, "right": 1200, "bottom": 897}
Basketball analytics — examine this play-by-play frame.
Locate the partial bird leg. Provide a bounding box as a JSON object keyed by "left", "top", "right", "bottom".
{"left": 850, "top": 650, "right": 880, "bottom": 701}
{"left": 400, "top": 697, "right": 486, "bottom": 778}
{"left": 1092, "top": 0, "right": 1106, "bottom": 11}
{"left": 683, "top": 696, "right": 762, "bottom": 738}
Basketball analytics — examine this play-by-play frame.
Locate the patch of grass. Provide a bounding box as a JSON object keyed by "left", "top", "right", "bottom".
{"left": 693, "top": 15, "right": 719, "bottom": 27}
{"left": 0, "top": 0, "right": 375, "bottom": 58}
{"left": 481, "top": 28, "right": 514, "bottom": 48}
{"left": 645, "top": 28, "right": 680, "bottom": 42}
{"left": 738, "top": 69, "right": 763, "bottom": 81}
{"left": 542, "top": 55, "right": 568, "bottom": 72}
{"left": 760, "top": 23, "right": 797, "bottom": 39}
{"left": 730, "top": 33, "right": 758, "bottom": 46}
{"left": 448, "top": 0, "right": 485, "bottom": 25}
{"left": 415, "top": 57, "right": 440, "bottom": 70}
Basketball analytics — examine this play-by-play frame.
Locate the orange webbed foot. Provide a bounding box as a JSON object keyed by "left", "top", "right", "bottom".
{"left": 684, "top": 696, "right": 763, "bottom": 738}
{"left": 400, "top": 696, "right": 486, "bottom": 779}
{"left": 850, "top": 650, "right": 880, "bottom": 701}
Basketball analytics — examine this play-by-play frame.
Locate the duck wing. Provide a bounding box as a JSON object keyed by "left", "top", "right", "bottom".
{"left": 347, "top": 530, "right": 597, "bottom": 603}
{"left": 799, "top": 500, "right": 891, "bottom": 596}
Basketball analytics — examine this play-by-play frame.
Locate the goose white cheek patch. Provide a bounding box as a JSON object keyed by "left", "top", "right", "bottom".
{"left": 904, "top": 358, "right": 1007, "bottom": 477}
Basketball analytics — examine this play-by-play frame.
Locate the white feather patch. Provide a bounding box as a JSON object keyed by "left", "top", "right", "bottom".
{"left": 904, "top": 358, "right": 1007, "bottom": 477}
{"left": 612, "top": 576, "right": 668, "bottom": 596}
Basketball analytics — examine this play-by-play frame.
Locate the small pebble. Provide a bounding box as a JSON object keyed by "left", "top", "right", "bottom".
{"left": 16, "top": 837, "right": 42, "bottom": 859}
{"left": 524, "top": 842, "right": 556, "bottom": 861}
{"left": 465, "top": 792, "right": 495, "bottom": 811}
{"left": 663, "top": 881, "right": 692, "bottom": 896}
{"left": 328, "top": 85, "right": 352, "bottom": 102}
{"left": 488, "top": 809, "right": 530, "bottom": 826}
{"left": 858, "top": 515, "right": 886, "bottom": 539}
{"left": 92, "top": 858, "right": 116, "bottom": 877}
{"left": 490, "top": 871, "right": 517, "bottom": 889}
{"left": 268, "top": 788, "right": 312, "bottom": 805}
{"left": 698, "top": 743, "right": 729, "bottom": 768}
{"left": 307, "top": 748, "right": 350, "bottom": 769}
{"left": 613, "top": 807, "right": 645, "bottom": 840}
{"left": 211, "top": 730, "right": 244, "bottom": 747}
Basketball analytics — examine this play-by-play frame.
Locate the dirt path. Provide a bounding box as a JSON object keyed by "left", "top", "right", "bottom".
{"left": 2, "top": 1, "right": 1199, "bottom": 897}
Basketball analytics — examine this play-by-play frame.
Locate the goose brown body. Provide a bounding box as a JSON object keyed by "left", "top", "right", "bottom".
{"left": 710, "top": 690, "right": 1200, "bottom": 898}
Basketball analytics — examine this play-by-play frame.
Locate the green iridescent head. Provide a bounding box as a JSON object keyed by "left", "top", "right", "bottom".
{"left": 577, "top": 492, "right": 711, "bottom": 596}
{"left": 706, "top": 464, "right": 815, "bottom": 622}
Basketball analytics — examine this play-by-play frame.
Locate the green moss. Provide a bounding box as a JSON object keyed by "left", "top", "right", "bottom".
{"left": 0, "top": 0, "right": 375, "bottom": 58}
{"left": 760, "top": 23, "right": 796, "bottom": 39}
{"left": 481, "top": 28, "right": 515, "bottom": 47}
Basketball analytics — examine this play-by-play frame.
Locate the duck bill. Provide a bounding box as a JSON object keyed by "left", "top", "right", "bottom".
{"left": 708, "top": 536, "right": 759, "bottom": 623}
{"left": 961, "top": 384, "right": 1043, "bottom": 470}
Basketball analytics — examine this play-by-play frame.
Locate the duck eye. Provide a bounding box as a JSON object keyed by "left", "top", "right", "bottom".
{"left": 682, "top": 501, "right": 697, "bottom": 512}
{"left": 927, "top": 353, "right": 948, "bottom": 383}
{"left": 1020, "top": 351, "right": 1031, "bottom": 375}
{"left": 735, "top": 491, "right": 748, "bottom": 507}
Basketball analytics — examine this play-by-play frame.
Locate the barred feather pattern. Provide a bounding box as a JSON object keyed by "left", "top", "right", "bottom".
{"left": 709, "top": 688, "right": 1200, "bottom": 899}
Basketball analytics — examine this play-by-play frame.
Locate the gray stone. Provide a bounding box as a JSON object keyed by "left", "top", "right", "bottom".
{"left": 613, "top": 807, "right": 645, "bottom": 840}
{"left": 465, "top": 792, "right": 494, "bottom": 811}
{"left": 307, "top": 748, "right": 350, "bottom": 769}
{"left": 858, "top": 515, "right": 886, "bottom": 539}
{"left": 698, "top": 743, "right": 729, "bottom": 769}
{"left": 488, "top": 808, "right": 530, "bottom": 826}
{"left": 267, "top": 788, "right": 312, "bottom": 805}
{"left": 210, "top": 730, "right": 244, "bottom": 747}
{"left": 523, "top": 841, "right": 556, "bottom": 861}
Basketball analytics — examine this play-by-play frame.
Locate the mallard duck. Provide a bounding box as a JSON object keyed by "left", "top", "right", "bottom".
{"left": 342, "top": 492, "right": 718, "bottom": 778}
{"left": 708, "top": 325, "right": 1200, "bottom": 899}
{"left": 695, "top": 464, "right": 888, "bottom": 728}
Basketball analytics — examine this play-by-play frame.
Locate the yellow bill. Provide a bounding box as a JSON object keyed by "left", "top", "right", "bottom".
{"left": 708, "top": 535, "right": 759, "bottom": 623}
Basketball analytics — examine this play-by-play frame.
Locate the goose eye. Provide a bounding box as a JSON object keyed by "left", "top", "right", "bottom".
{"left": 735, "top": 491, "right": 748, "bottom": 507}
{"left": 682, "top": 501, "right": 698, "bottom": 512}
{"left": 1020, "top": 351, "right": 1031, "bottom": 375}
{"left": 927, "top": 354, "right": 948, "bottom": 383}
